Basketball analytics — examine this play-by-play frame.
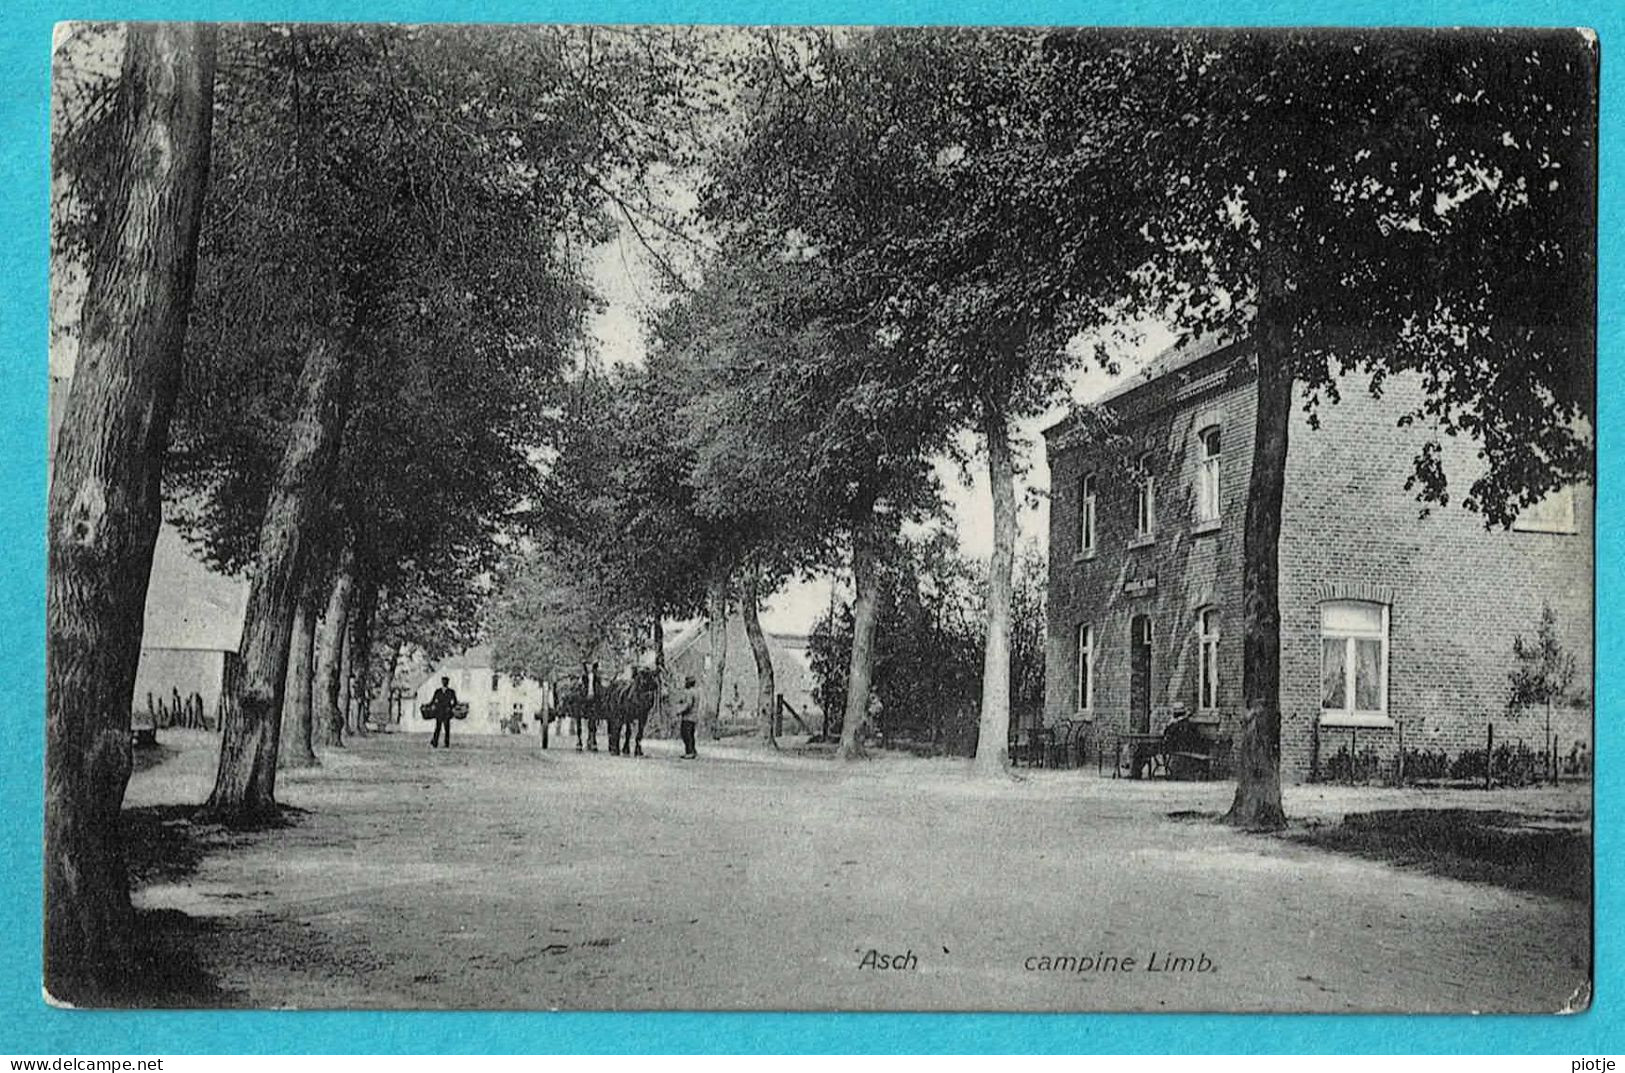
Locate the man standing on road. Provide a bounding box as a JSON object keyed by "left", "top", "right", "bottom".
{"left": 671, "top": 674, "right": 698, "bottom": 759}
{"left": 429, "top": 675, "right": 459, "bottom": 749}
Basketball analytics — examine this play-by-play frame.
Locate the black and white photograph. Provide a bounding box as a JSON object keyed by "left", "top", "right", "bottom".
{"left": 45, "top": 22, "right": 1595, "bottom": 1014}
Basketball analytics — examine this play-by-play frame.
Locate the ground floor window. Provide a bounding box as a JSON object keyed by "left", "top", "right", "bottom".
{"left": 1198, "top": 608, "right": 1219, "bottom": 712}
{"left": 1320, "top": 600, "right": 1388, "bottom": 720}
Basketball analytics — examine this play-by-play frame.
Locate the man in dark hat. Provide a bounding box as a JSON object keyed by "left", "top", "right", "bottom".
{"left": 429, "top": 675, "right": 459, "bottom": 748}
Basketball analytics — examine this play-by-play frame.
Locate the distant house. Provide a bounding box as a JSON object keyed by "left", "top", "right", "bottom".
{"left": 660, "top": 612, "right": 822, "bottom": 735}
{"left": 406, "top": 646, "right": 551, "bottom": 735}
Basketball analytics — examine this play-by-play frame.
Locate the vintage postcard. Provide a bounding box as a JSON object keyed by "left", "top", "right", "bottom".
{"left": 44, "top": 22, "right": 1594, "bottom": 1013}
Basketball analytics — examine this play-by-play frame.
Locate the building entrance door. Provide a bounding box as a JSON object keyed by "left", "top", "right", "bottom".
{"left": 1130, "top": 615, "right": 1153, "bottom": 734}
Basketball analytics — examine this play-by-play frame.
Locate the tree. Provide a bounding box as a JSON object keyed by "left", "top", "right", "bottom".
{"left": 46, "top": 22, "right": 216, "bottom": 1000}
{"left": 1508, "top": 603, "right": 1578, "bottom": 787}
{"left": 807, "top": 525, "right": 995, "bottom": 755}
{"left": 202, "top": 336, "right": 353, "bottom": 820}
{"left": 1129, "top": 30, "right": 1595, "bottom": 827}
{"left": 656, "top": 238, "right": 950, "bottom": 758}
{"left": 171, "top": 25, "right": 611, "bottom": 815}
{"left": 488, "top": 543, "right": 635, "bottom": 685}
{"left": 706, "top": 29, "right": 1173, "bottom": 772}
{"left": 278, "top": 579, "right": 320, "bottom": 768}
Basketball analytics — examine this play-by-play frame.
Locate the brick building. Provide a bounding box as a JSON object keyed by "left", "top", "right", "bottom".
{"left": 1042, "top": 336, "right": 1592, "bottom": 782}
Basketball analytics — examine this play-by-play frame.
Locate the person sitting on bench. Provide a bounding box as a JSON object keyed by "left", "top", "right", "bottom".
{"left": 1162, "top": 708, "right": 1208, "bottom": 780}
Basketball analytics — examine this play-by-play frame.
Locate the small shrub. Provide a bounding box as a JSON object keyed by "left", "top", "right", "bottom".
{"left": 1324, "top": 744, "right": 1383, "bottom": 784}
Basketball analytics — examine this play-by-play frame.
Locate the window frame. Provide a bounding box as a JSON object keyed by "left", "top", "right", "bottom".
{"left": 1076, "top": 622, "right": 1094, "bottom": 715}
{"left": 1197, "top": 426, "right": 1222, "bottom": 525}
{"left": 1077, "top": 472, "right": 1097, "bottom": 557}
{"left": 1134, "top": 453, "right": 1157, "bottom": 540}
{"left": 1197, "top": 607, "right": 1220, "bottom": 714}
{"left": 1511, "top": 485, "right": 1578, "bottom": 535}
{"left": 1319, "top": 600, "right": 1392, "bottom": 727}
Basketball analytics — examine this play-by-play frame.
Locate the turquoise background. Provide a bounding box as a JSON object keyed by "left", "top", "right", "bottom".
{"left": 2, "top": 0, "right": 1617, "bottom": 1054}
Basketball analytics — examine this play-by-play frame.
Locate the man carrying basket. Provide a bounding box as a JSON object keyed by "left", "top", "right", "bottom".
{"left": 428, "top": 676, "right": 462, "bottom": 749}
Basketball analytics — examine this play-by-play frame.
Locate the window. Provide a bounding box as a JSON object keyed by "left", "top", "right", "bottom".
{"left": 1077, "top": 473, "right": 1097, "bottom": 556}
{"left": 491, "top": 673, "right": 500, "bottom": 691}
{"left": 1135, "top": 454, "right": 1157, "bottom": 539}
{"left": 1320, "top": 600, "right": 1389, "bottom": 723}
{"left": 1512, "top": 486, "right": 1577, "bottom": 534}
{"left": 1076, "top": 623, "right": 1094, "bottom": 712}
{"left": 1198, "top": 608, "right": 1219, "bottom": 712}
{"left": 1197, "top": 427, "right": 1221, "bottom": 523}
{"left": 460, "top": 669, "right": 472, "bottom": 691}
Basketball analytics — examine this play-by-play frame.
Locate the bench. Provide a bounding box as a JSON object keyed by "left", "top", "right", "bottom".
{"left": 1166, "top": 735, "right": 1233, "bottom": 780}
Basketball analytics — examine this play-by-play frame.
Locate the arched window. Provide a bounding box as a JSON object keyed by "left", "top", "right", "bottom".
{"left": 1197, "top": 426, "right": 1221, "bottom": 523}
{"left": 1077, "top": 473, "right": 1097, "bottom": 555}
{"left": 1198, "top": 607, "right": 1219, "bottom": 712}
{"left": 1135, "top": 453, "right": 1157, "bottom": 538}
{"left": 1320, "top": 600, "right": 1389, "bottom": 720}
{"left": 1076, "top": 623, "right": 1094, "bottom": 713}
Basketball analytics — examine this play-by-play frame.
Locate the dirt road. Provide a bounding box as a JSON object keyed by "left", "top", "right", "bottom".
{"left": 125, "top": 731, "right": 1590, "bottom": 1012}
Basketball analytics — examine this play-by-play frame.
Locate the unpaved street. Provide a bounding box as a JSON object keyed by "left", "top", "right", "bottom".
{"left": 126, "top": 731, "right": 1590, "bottom": 1012}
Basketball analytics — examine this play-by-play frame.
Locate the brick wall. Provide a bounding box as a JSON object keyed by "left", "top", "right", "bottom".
{"left": 1277, "top": 372, "right": 1592, "bottom": 779}
{"left": 1044, "top": 342, "right": 1592, "bottom": 782}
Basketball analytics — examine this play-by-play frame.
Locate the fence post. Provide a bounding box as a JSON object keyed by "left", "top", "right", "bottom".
{"left": 1486, "top": 722, "right": 1494, "bottom": 791}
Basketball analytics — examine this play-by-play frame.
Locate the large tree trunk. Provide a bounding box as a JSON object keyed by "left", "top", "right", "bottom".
{"left": 741, "top": 564, "right": 777, "bottom": 747}
{"left": 203, "top": 336, "right": 353, "bottom": 822}
{"left": 316, "top": 542, "right": 355, "bottom": 748}
{"left": 44, "top": 23, "right": 215, "bottom": 1003}
{"left": 1223, "top": 304, "right": 1292, "bottom": 830}
{"left": 838, "top": 527, "right": 881, "bottom": 761}
{"left": 339, "top": 618, "right": 356, "bottom": 734}
{"left": 973, "top": 394, "right": 1017, "bottom": 776}
{"left": 699, "top": 570, "right": 729, "bottom": 737}
{"left": 277, "top": 588, "right": 319, "bottom": 769}
{"left": 347, "top": 567, "right": 379, "bottom": 736}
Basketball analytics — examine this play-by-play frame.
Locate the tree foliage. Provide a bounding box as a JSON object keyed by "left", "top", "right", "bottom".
{"left": 1136, "top": 28, "right": 1595, "bottom": 524}
{"left": 166, "top": 24, "right": 623, "bottom": 666}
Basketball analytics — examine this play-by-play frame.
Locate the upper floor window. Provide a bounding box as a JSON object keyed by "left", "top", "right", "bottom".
{"left": 1512, "top": 486, "right": 1577, "bottom": 535}
{"left": 1076, "top": 623, "right": 1094, "bottom": 712}
{"left": 1135, "top": 453, "right": 1157, "bottom": 539}
{"left": 491, "top": 673, "right": 501, "bottom": 691}
{"left": 1198, "top": 608, "right": 1219, "bottom": 711}
{"left": 1320, "top": 600, "right": 1389, "bottom": 721}
{"left": 1197, "top": 426, "right": 1221, "bottom": 523}
{"left": 1077, "top": 473, "right": 1097, "bottom": 556}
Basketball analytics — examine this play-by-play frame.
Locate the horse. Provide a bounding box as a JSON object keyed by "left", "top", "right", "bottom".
{"left": 599, "top": 666, "right": 661, "bottom": 757}
{"left": 556, "top": 664, "right": 603, "bottom": 752}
